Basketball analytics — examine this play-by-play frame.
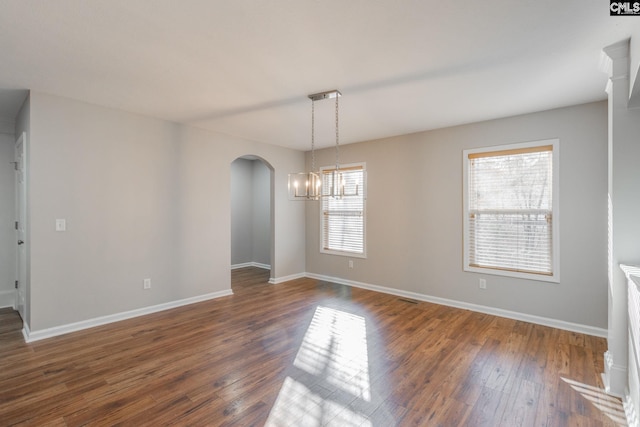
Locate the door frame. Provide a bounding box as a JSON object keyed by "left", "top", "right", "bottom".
{"left": 15, "top": 131, "right": 27, "bottom": 324}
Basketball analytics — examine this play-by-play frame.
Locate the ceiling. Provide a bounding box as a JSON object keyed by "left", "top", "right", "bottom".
{"left": 0, "top": 1, "right": 635, "bottom": 150}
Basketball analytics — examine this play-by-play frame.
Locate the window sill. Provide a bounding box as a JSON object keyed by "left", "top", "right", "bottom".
{"left": 464, "top": 265, "right": 559, "bottom": 283}
{"left": 321, "top": 249, "right": 367, "bottom": 259}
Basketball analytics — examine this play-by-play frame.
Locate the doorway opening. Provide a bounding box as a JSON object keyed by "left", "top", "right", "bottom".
{"left": 230, "top": 156, "right": 274, "bottom": 291}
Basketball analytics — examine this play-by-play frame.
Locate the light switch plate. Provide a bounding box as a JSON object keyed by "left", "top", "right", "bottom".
{"left": 55, "top": 219, "right": 66, "bottom": 232}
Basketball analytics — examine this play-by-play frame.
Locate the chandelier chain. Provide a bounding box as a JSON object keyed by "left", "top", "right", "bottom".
{"left": 311, "top": 99, "right": 316, "bottom": 172}
{"left": 335, "top": 94, "right": 340, "bottom": 171}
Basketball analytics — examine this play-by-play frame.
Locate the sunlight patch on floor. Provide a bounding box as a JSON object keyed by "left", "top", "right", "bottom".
{"left": 265, "top": 306, "right": 373, "bottom": 426}
{"left": 294, "top": 306, "right": 370, "bottom": 401}
{"left": 265, "top": 376, "right": 372, "bottom": 427}
{"left": 561, "top": 377, "right": 628, "bottom": 426}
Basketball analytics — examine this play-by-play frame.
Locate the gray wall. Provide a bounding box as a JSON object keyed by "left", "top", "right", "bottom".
{"left": 0, "top": 131, "right": 15, "bottom": 307}
{"left": 26, "top": 91, "right": 305, "bottom": 332}
{"left": 251, "top": 159, "right": 271, "bottom": 266}
{"left": 306, "top": 101, "right": 608, "bottom": 328}
{"left": 230, "top": 158, "right": 271, "bottom": 267}
{"left": 231, "top": 159, "right": 253, "bottom": 265}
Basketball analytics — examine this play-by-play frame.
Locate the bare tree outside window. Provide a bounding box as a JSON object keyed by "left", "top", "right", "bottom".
{"left": 467, "top": 145, "right": 554, "bottom": 276}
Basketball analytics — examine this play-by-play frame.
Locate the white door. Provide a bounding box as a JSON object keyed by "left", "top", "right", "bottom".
{"left": 15, "top": 132, "right": 27, "bottom": 322}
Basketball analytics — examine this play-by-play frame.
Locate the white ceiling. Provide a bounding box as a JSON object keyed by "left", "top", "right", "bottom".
{"left": 0, "top": 1, "right": 635, "bottom": 150}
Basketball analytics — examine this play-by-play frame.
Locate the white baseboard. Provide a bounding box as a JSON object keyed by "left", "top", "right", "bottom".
{"left": 22, "top": 322, "right": 30, "bottom": 342}
{"left": 269, "top": 272, "right": 306, "bottom": 285}
{"left": 21, "top": 271, "right": 607, "bottom": 342}
{"left": 231, "top": 262, "right": 271, "bottom": 270}
{"left": 0, "top": 289, "right": 15, "bottom": 309}
{"left": 23, "top": 289, "right": 233, "bottom": 343}
{"left": 603, "top": 351, "right": 628, "bottom": 397}
{"left": 625, "top": 393, "right": 639, "bottom": 427}
{"left": 305, "top": 272, "right": 608, "bottom": 338}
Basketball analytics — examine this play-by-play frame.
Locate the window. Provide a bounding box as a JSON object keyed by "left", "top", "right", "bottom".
{"left": 320, "top": 163, "right": 366, "bottom": 257}
{"left": 463, "top": 140, "right": 559, "bottom": 282}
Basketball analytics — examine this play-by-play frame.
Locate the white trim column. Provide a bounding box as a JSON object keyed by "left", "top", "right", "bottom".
{"left": 602, "top": 38, "right": 640, "bottom": 398}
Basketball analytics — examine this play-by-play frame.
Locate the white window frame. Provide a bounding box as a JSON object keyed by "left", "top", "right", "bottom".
{"left": 319, "top": 162, "right": 366, "bottom": 258}
{"left": 463, "top": 139, "right": 560, "bottom": 283}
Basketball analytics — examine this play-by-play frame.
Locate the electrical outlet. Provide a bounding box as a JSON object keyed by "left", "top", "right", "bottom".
{"left": 349, "top": 260, "right": 354, "bottom": 269}
{"left": 479, "top": 278, "right": 487, "bottom": 289}
{"left": 143, "top": 278, "right": 151, "bottom": 290}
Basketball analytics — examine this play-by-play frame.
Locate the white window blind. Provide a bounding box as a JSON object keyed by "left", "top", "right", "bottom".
{"left": 466, "top": 144, "right": 555, "bottom": 277}
{"left": 321, "top": 165, "right": 365, "bottom": 256}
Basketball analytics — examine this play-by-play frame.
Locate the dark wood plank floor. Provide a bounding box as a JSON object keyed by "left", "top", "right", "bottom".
{"left": 0, "top": 267, "right": 626, "bottom": 426}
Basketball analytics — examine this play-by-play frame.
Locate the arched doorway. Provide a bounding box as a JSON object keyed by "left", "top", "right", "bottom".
{"left": 230, "top": 155, "right": 274, "bottom": 289}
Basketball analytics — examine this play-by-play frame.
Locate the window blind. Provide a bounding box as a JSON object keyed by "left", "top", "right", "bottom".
{"left": 321, "top": 166, "right": 365, "bottom": 254}
{"left": 468, "top": 146, "right": 553, "bottom": 275}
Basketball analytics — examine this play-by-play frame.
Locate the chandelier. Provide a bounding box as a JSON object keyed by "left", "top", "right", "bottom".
{"left": 288, "top": 89, "right": 360, "bottom": 200}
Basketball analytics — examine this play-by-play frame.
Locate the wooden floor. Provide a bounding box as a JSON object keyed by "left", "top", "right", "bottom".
{"left": 0, "top": 267, "right": 626, "bottom": 426}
